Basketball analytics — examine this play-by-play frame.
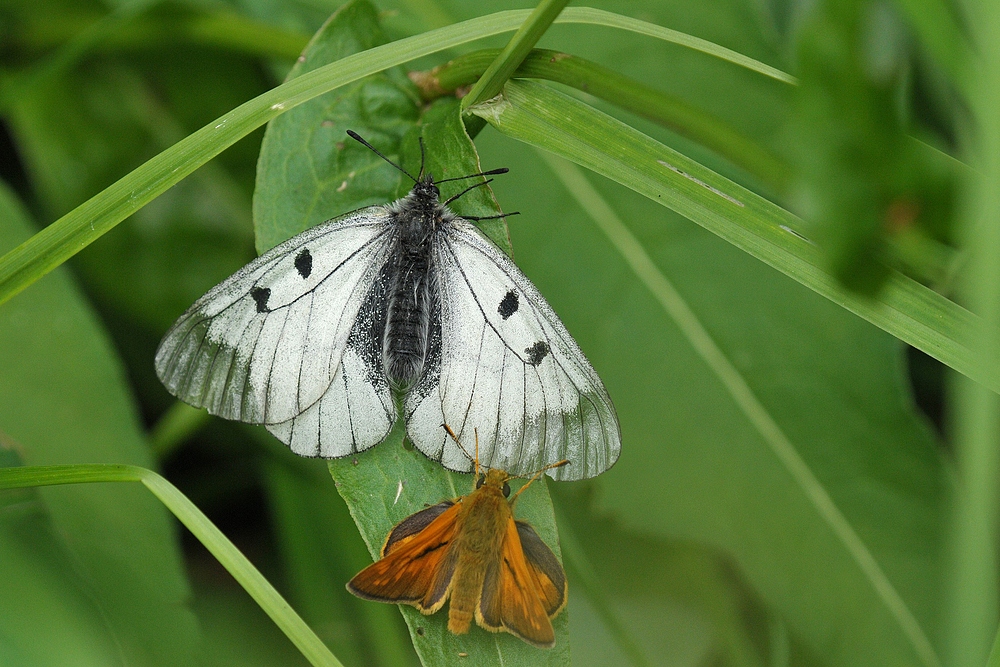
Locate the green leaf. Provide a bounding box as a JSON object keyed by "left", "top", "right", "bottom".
{"left": 0, "top": 181, "right": 199, "bottom": 665}
{"left": 251, "top": 4, "right": 568, "bottom": 662}
{"left": 252, "top": 0, "right": 419, "bottom": 253}
{"left": 469, "top": 79, "right": 984, "bottom": 394}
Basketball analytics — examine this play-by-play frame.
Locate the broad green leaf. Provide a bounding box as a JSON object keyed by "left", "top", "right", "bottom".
{"left": 474, "top": 129, "right": 946, "bottom": 666}
{"left": 0, "top": 448, "right": 121, "bottom": 667}
{"left": 252, "top": 0, "right": 419, "bottom": 253}
{"left": 0, "top": 181, "right": 199, "bottom": 665}
{"left": 252, "top": 3, "right": 568, "bottom": 662}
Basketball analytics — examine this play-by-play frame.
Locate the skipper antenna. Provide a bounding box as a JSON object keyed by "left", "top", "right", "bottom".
{"left": 442, "top": 424, "right": 478, "bottom": 476}
{"left": 346, "top": 130, "right": 417, "bottom": 183}
{"left": 511, "top": 459, "right": 571, "bottom": 504}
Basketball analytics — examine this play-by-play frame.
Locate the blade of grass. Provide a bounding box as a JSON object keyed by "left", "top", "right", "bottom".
{"left": 468, "top": 80, "right": 988, "bottom": 395}
{"left": 418, "top": 48, "right": 790, "bottom": 187}
{"left": 558, "top": 7, "right": 796, "bottom": 84}
{"left": 945, "top": 2, "right": 1000, "bottom": 665}
{"left": 0, "top": 7, "right": 788, "bottom": 308}
{"left": 461, "top": 0, "right": 570, "bottom": 109}
{"left": 0, "top": 464, "right": 343, "bottom": 667}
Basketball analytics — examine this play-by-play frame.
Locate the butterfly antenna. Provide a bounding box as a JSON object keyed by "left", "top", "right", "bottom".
{"left": 511, "top": 460, "right": 570, "bottom": 504}
{"left": 434, "top": 167, "right": 509, "bottom": 185}
{"left": 346, "top": 130, "right": 417, "bottom": 183}
{"left": 474, "top": 429, "right": 481, "bottom": 478}
{"left": 443, "top": 178, "right": 495, "bottom": 207}
{"left": 464, "top": 211, "right": 520, "bottom": 222}
{"left": 442, "top": 423, "right": 477, "bottom": 471}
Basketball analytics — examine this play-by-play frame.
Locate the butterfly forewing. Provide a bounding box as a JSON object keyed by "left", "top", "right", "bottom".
{"left": 155, "top": 210, "right": 397, "bottom": 438}
{"left": 383, "top": 501, "right": 456, "bottom": 555}
{"left": 403, "top": 222, "right": 621, "bottom": 481}
{"left": 347, "top": 501, "right": 462, "bottom": 612}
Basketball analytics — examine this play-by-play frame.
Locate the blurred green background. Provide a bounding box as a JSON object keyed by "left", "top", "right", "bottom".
{"left": 0, "top": 0, "right": 966, "bottom": 665}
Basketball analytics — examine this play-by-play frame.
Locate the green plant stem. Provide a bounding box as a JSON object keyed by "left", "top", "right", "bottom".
{"left": 945, "top": 3, "right": 1000, "bottom": 665}
{"left": 0, "top": 7, "right": 786, "bottom": 310}
{"left": 461, "top": 0, "right": 569, "bottom": 110}
{"left": 149, "top": 403, "right": 209, "bottom": 458}
{"left": 0, "top": 464, "right": 343, "bottom": 667}
{"left": 421, "top": 48, "right": 789, "bottom": 188}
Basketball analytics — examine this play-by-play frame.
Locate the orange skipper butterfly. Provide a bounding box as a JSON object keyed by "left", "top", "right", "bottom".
{"left": 347, "top": 427, "right": 569, "bottom": 648}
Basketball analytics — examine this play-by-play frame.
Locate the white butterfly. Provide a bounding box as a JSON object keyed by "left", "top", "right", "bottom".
{"left": 155, "top": 132, "right": 620, "bottom": 480}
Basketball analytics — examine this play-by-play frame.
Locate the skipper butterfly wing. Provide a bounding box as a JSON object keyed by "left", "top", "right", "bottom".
{"left": 348, "top": 501, "right": 461, "bottom": 613}
{"left": 476, "top": 515, "right": 566, "bottom": 648}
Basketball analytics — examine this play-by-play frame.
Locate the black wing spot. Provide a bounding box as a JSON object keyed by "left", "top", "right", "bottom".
{"left": 251, "top": 287, "right": 271, "bottom": 313}
{"left": 498, "top": 289, "right": 519, "bottom": 320}
{"left": 295, "top": 248, "right": 313, "bottom": 278}
{"left": 525, "top": 341, "right": 550, "bottom": 366}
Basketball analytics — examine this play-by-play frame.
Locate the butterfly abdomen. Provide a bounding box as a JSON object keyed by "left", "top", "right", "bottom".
{"left": 383, "top": 199, "right": 438, "bottom": 388}
{"left": 447, "top": 484, "right": 511, "bottom": 634}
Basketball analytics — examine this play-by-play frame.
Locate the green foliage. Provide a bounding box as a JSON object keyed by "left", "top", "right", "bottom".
{"left": 0, "top": 184, "right": 198, "bottom": 665}
{"left": 0, "top": 0, "right": 988, "bottom": 666}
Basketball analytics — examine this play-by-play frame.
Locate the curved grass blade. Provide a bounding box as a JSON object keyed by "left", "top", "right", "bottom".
{"left": 462, "top": 0, "right": 570, "bottom": 108}
{"left": 0, "top": 464, "right": 344, "bottom": 667}
{"left": 0, "top": 7, "right": 789, "bottom": 308}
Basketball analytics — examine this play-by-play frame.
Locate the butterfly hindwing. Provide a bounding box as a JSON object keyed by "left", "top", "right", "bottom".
{"left": 155, "top": 208, "right": 398, "bottom": 455}
{"left": 515, "top": 520, "right": 567, "bottom": 616}
{"left": 477, "top": 514, "right": 556, "bottom": 648}
{"left": 404, "top": 222, "right": 621, "bottom": 480}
